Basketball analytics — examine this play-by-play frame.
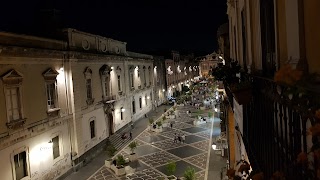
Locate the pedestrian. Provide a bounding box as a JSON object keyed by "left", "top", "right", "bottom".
{"left": 182, "top": 134, "right": 186, "bottom": 143}
{"left": 178, "top": 135, "right": 181, "bottom": 143}
{"left": 130, "top": 131, "right": 132, "bottom": 140}
{"left": 170, "top": 122, "right": 173, "bottom": 129}
{"left": 173, "top": 133, "right": 177, "bottom": 143}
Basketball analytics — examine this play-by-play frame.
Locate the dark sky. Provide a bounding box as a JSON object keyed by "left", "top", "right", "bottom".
{"left": 0, "top": 0, "right": 227, "bottom": 56}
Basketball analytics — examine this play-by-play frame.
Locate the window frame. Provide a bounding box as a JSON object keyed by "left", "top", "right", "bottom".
{"left": 132, "top": 98, "right": 136, "bottom": 114}
{"left": 52, "top": 136, "right": 60, "bottom": 159}
{"left": 84, "top": 67, "right": 94, "bottom": 105}
{"left": 120, "top": 107, "right": 124, "bottom": 120}
{"left": 89, "top": 118, "right": 96, "bottom": 139}
{"left": 2, "top": 70, "right": 25, "bottom": 123}
{"left": 11, "top": 146, "right": 30, "bottom": 180}
{"left": 139, "top": 97, "right": 142, "bottom": 109}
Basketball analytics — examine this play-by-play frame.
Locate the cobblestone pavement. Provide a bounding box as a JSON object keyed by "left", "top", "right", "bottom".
{"left": 87, "top": 104, "right": 214, "bottom": 180}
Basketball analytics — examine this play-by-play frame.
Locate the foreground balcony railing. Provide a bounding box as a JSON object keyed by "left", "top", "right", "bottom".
{"left": 239, "top": 75, "right": 319, "bottom": 179}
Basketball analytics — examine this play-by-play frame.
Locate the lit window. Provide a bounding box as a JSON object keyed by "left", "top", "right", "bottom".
{"left": 52, "top": 136, "right": 60, "bottom": 159}
{"left": 90, "top": 120, "right": 95, "bottom": 139}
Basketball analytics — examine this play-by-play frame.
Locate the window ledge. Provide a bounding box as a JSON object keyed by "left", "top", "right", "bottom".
{"left": 47, "top": 108, "right": 60, "bottom": 117}
{"left": 6, "top": 118, "right": 27, "bottom": 129}
{"left": 47, "top": 108, "right": 61, "bottom": 113}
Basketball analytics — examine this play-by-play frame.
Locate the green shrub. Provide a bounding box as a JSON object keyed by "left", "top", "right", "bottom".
{"left": 148, "top": 118, "right": 154, "bottom": 125}
{"left": 166, "top": 161, "right": 176, "bottom": 175}
{"left": 184, "top": 167, "right": 196, "bottom": 180}
{"left": 116, "top": 155, "right": 126, "bottom": 167}
{"left": 128, "top": 141, "right": 137, "bottom": 154}
{"left": 106, "top": 144, "right": 117, "bottom": 157}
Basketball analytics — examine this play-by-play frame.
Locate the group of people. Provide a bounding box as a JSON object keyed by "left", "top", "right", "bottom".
{"left": 173, "top": 133, "right": 186, "bottom": 143}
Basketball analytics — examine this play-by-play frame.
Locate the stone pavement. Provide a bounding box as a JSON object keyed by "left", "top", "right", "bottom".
{"left": 86, "top": 104, "right": 214, "bottom": 180}
{"left": 64, "top": 91, "right": 228, "bottom": 180}
{"left": 63, "top": 105, "right": 172, "bottom": 180}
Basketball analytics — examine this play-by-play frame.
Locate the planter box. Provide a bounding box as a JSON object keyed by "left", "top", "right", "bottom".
{"left": 167, "top": 175, "right": 178, "bottom": 180}
{"left": 111, "top": 164, "right": 126, "bottom": 176}
{"left": 129, "top": 153, "right": 138, "bottom": 161}
{"left": 105, "top": 159, "right": 112, "bottom": 168}
{"left": 200, "top": 106, "right": 206, "bottom": 110}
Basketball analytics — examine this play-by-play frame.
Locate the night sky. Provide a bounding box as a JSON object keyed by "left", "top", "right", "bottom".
{"left": 0, "top": 0, "right": 227, "bottom": 56}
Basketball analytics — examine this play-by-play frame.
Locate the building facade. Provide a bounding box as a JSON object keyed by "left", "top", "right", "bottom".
{"left": 0, "top": 29, "right": 155, "bottom": 180}
{"left": 197, "top": 52, "right": 221, "bottom": 77}
{"left": 153, "top": 56, "right": 167, "bottom": 107}
{"left": 225, "top": 0, "right": 320, "bottom": 178}
{"left": 165, "top": 51, "right": 200, "bottom": 98}
{"left": 0, "top": 32, "right": 73, "bottom": 180}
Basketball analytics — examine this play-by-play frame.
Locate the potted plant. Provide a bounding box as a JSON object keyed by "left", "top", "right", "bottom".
{"left": 105, "top": 144, "right": 117, "bottom": 168}
{"left": 166, "top": 161, "right": 177, "bottom": 179}
{"left": 184, "top": 167, "right": 196, "bottom": 180}
{"left": 128, "top": 141, "right": 138, "bottom": 161}
{"left": 148, "top": 118, "right": 154, "bottom": 130}
{"left": 156, "top": 121, "right": 162, "bottom": 128}
{"left": 114, "top": 155, "right": 126, "bottom": 176}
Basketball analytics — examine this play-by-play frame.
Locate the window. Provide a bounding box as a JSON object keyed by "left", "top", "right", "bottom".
{"left": 86, "top": 79, "right": 92, "bottom": 99}
{"left": 90, "top": 120, "right": 95, "bottom": 139}
{"left": 120, "top": 107, "right": 124, "bottom": 120}
{"left": 14, "top": 151, "right": 28, "bottom": 180}
{"left": 145, "top": 95, "right": 148, "bottom": 106}
{"left": 46, "top": 82, "right": 57, "bottom": 110}
{"left": 84, "top": 67, "right": 93, "bottom": 104}
{"left": 2, "top": 70, "right": 24, "bottom": 123}
{"left": 99, "top": 65, "right": 112, "bottom": 99}
{"left": 131, "top": 73, "right": 134, "bottom": 88}
{"left": 148, "top": 67, "right": 152, "bottom": 85}
{"left": 117, "top": 75, "right": 121, "bottom": 92}
{"left": 104, "top": 77, "right": 108, "bottom": 96}
{"left": 143, "top": 66, "right": 147, "bottom": 86}
{"left": 5, "top": 87, "right": 21, "bottom": 121}
{"left": 132, "top": 99, "right": 136, "bottom": 114}
{"left": 139, "top": 97, "right": 142, "bottom": 109}
{"left": 52, "top": 136, "right": 60, "bottom": 159}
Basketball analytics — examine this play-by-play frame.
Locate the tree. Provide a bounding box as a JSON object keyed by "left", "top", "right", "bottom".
{"left": 128, "top": 141, "right": 137, "bottom": 155}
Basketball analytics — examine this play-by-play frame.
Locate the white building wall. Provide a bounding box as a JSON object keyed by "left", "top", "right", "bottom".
{"left": 0, "top": 120, "right": 72, "bottom": 180}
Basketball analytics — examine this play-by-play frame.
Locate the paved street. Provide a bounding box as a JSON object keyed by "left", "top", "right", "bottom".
{"left": 64, "top": 95, "right": 227, "bottom": 180}
{"left": 87, "top": 104, "right": 212, "bottom": 180}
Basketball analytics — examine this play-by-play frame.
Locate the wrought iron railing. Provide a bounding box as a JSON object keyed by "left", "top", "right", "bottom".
{"left": 241, "top": 75, "right": 318, "bottom": 179}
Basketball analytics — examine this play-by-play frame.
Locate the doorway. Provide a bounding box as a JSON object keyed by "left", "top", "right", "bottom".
{"left": 108, "top": 113, "right": 114, "bottom": 135}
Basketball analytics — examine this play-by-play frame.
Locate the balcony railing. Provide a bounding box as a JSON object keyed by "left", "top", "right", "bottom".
{"left": 238, "top": 76, "right": 318, "bottom": 179}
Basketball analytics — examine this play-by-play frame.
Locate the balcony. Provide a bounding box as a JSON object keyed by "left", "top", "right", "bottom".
{"left": 103, "top": 95, "right": 116, "bottom": 103}
{"left": 6, "top": 118, "right": 26, "bottom": 130}
{"left": 228, "top": 75, "right": 319, "bottom": 179}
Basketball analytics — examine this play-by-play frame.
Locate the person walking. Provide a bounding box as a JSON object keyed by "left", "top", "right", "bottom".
{"left": 170, "top": 121, "right": 173, "bottom": 129}
{"left": 182, "top": 134, "right": 186, "bottom": 143}
{"left": 130, "top": 131, "right": 132, "bottom": 140}
{"left": 173, "top": 133, "right": 177, "bottom": 143}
